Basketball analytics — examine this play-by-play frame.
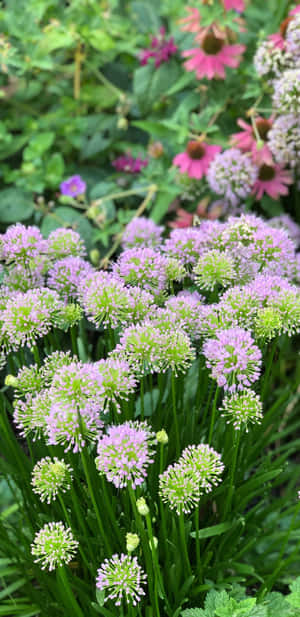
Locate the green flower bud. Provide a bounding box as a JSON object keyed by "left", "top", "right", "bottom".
{"left": 156, "top": 429, "right": 168, "bottom": 445}
{"left": 126, "top": 532, "right": 140, "bottom": 553}
{"left": 136, "top": 497, "right": 149, "bottom": 516}
{"left": 5, "top": 374, "right": 18, "bottom": 388}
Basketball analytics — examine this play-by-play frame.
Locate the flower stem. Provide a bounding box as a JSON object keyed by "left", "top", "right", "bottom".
{"left": 171, "top": 372, "right": 180, "bottom": 458}
{"left": 261, "top": 339, "right": 277, "bottom": 400}
{"left": 80, "top": 449, "right": 110, "bottom": 554}
{"left": 208, "top": 386, "right": 219, "bottom": 445}
{"left": 178, "top": 512, "right": 192, "bottom": 576}
{"left": 57, "top": 566, "right": 84, "bottom": 617}
{"left": 194, "top": 508, "right": 201, "bottom": 581}
{"left": 222, "top": 427, "right": 241, "bottom": 520}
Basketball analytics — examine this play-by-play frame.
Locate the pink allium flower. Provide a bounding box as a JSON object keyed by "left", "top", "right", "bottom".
{"left": 231, "top": 116, "right": 274, "bottom": 165}
{"left": 253, "top": 163, "right": 293, "bottom": 200}
{"left": 173, "top": 141, "right": 222, "bottom": 179}
{"left": 60, "top": 175, "right": 86, "bottom": 197}
{"left": 139, "top": 27, "right": 177, "bottom": 68}
{"left": 223, "top": 0, "right": 245, "bottom": 11}
{"left": 122, "top": 217, "right": 164, "bottom": 249}
{"left": 96, "top": 554, "right": 147, "bottom": 607}
{"left": 182, "top": 34, "right": 245, "bottom": 80}
{"left": 112, "top": 153, "right": 148, "bottom": 174}
{"left": 47, "top": 256, "right": 94, "bottom": 302}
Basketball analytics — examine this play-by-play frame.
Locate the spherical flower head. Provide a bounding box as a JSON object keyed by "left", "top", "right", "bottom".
{"left": 47, "top": 228, "right": 86, "bottom": 260}
{"left": 268, "top": 114, "right": 300, "bottom": 169}
{"left": 254, "top": 41, "right": 295, "bottom": 82}
{"left": 139, "top": 27, "right": 177, "bottom": 68}
{"left": 112, "top": 154, "right": 148, "bottom": 174}
{"left": 112, "top": 248, "right": 170, "bottom": 294}
{"left": 0, "top": 224, "right": 47, "bottom": 265}
{"left": 286, "top": 12, "right": 300, "bottom": 57}
{"left": 2, "top": 262, "right": 46, "bottom": 294}
{"left": 14, "top": 363, "right": 43, "bottom": 396}
{"left": 272, "top": 69, "right": 300, "bottom": 113}
{"left": 159, "top": 461, "right": 201, "bottom": 515}
{"left": 94, "top": 357, "right": 137, "bottom": 412}
{"left": 126, "top": 287, "right": 155, "bottom": 323}
{"left": 162, "top": 228, "right": 207, "bottom": 267}
{"left": 96, "top": 554, "right": 147, "bottom": 606}
{"left": 194, "top": 249, "right": 236, "bottom": 292}
{"left": 164, "top": 292, "right": 203, "bottom": 339}
{"left": 54, "top": 302, "right": 83, "bottom": 331}
{"left": 1, "top": 288, "right": 60, "bottom": 352}
{"left": 136, "top": 497, "right": 149, "bottom": 516}
{"left": 173, "top": 141, "right": 222, "bottom": 180}
{"left": 180, "top": 444, "right": 224, "bottom": 494}
{"left": 246, "top": 274, "right": 297, "bottom": 305}
{"left": 80, "top": 271, "right": 133, "bottom": 329}
{"left": 160, "top": 329, "right": 196, "bottom": 376}
{"left": 31, "top": 522, "right": 78, "bottom": 571}
{"left": 269, "top": 214, "right": 300, "bottom": 247}
{"left": 207, "top": 149, "right": 257, "bottom": 207}
{"left": 31, "top": 457, "right": 73, "bottom": 503}
{"left": 122, "top": 217, "right": 164, "bottom": 249}
{"left": 268, "top": 289, "right": 300, "bottom": 336}
{"left": 219, "top": 286, "right": 260, "bottom": 330}
{"left": 126, "top": 533, "right": 140, "bottom": 553}
{"left": 182, "top": 36, "right": 245, "bottom": 80}
{"left": 40, "top": 350, "right": 73, "bottom": 386}
{"left": 254, "top": 307, "right": 284, "bottom": 341}
{"left": 253, "top": 163, "right": 292, "bottom": 200}
{"left": 47, "top": 256, "right": 94, "bottom": 302}
{"left": 46, "top": 362, "right": 104, "bottom": 452}
{"left": 95, "top": 421, "right": 156, "bottom": 489}
{"left": 60, "top": 175, "right": 86, "bottom": 197}
{"left": 115, "top": 322, "right": 165, "bottom": 375}
{"left": 13, "top": 391, "right": 51, "bottom": 439}
{"left": 220, "top": 389, "right": 263, "bottom": 430}
{"left": 203, "top": 327, "right": 262, "bottom": 392}
{"left": 165, "top": 258, "right": 186, "bottom": 285}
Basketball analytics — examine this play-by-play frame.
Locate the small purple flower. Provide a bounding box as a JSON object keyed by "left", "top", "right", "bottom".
{"left": 60, "top": 175, "right": 86, "bottom": 197}
{"left": 47, "top": 228, "right": 86, "bottom": 259}
{"left": 96, "top": 554, "right": 147, "bottom": 607}
{"left": 162, "top": 227, "right": 207, "bottom": 267}
{"left": 0, "top": 224, "right": 47, "bottom": 264}
{"left": 112, "top": 153, "right": 148, "bottom": 174}
{"left": 47, "top": 256, "right": 94, "bottom": 302}
{"left": 122, "top": 217, "right": 164, "bottom": 249}
{"left": 207, "top": 149, "right": 257, "bottom": 207}
{"left": 112, "top": 247, "right": 170, "bottom": 293}
{"left": 203, "top": 327, "right": 262, "bottom": 392}
{"left": 95, "top": 421, "right": 156, "bottom": 489}
{"left": 139, "top": 27, "right": 177, "bottom": 68}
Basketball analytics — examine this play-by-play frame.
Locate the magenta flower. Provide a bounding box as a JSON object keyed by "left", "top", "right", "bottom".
{"left": 122, "top": 217, "right": 164, "bottom": 249}
{"left": 112, "top": 154, "right": 148, "bottom": 174}
{"left": 173, "top": 141, "right": 222, "bottom": 179}
{"left": 203, "top": 327, "right": 262, "bottom": 392}
{"left": 47, "top": 256, "right": 94, "bottom": 302}
{"left": 139, "top": 27, "right": 177, "bottom": 68}
{"left": 231, "top": 116, "right": 274, "bottom": 165}
{"left": 223, "top": 0, "right": 245, "bottom": 10}
{"left": 60, "top": 175, "right": 86, "bottom": 197}
{"left": 253, "top": 163, "right": 293, "bottom": 200}
{"left": 182, "top": 34, "right": 245, "bottom": 80}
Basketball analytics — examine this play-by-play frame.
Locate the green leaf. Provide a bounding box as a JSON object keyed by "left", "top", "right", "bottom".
{"left": 0, "top": 188, "right": 34, "bottom": 223}
{"left": 45, "top": 152, "right": 65, "bottom": 187}
{"left": 131, "top": 1, "right": 161, "bottom": 32}
{"left": 181, "top": 610, "right": 205, "bottom": 617}
{"left": 23, "top": 132, "right": 55, "bottom": 160}
{"left": 88, "top": 29, "right": 114, "bottom": 52}
{"left": 190, "top": 521, "right": 234, "bottom": 540}
{"left": 151, "top": 186, "right": 181, "bottom": 222}
{"left": 96, "top": 589, "right": 105, "bottom": 606}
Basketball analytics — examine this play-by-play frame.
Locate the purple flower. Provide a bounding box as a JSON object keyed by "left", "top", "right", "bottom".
{"left": 2, "top": 263, "right": 45, "bottom": 294}
{"left": 60, "top": 175, "right": 86, "bottom": 197}
{"left": 139, "top": 27, "right": 177, "bottom": 68}
{"left": 268, "top": 114, "right": 300, "bottom": 170}
{"left": 94, "top": 358, "right": 137, "bottom": 413}
{"left": 162, "top": 227, "right": 207, "bottom": 267}
{"left": 122, "top": 217, "right": 164, "bottom": 249}
{"left": 95, "top": 421, "right": 156, "bottom": 489}
{"left": 164, "top": 291, "right": 204, "bottom": 339}
{"left": 269, "top": 214, "right": 300, "bottom": 247}
{"left": 112, "top": 247, "right": 170, "bottom": 293}
{"left": 207, "top": 149, "right": 257, "bottom": 206}
{"left": 112, "top": 154, "right": 148, "bottom": 174}
{"left": 203, "top": 327, "right": 262, "bottom": 392}
{"left": 0, "top": 224, "right": 47, "bottom": 264}
{"left": 47, "top": 228, "right": 86, "bottom": 259}
{"left": 47, "top": 256, "right": 94, "bottom": 302}
{"left": 96, "top": 554, "right": 147, "bottom": 607}
{"left": 272, "top": 70, "right": 300, "bottom": 114}
{"left": 79, "top": 271, "right": 134, "bottom": 329}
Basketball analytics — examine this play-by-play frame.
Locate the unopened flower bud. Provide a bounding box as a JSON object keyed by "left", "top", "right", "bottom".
{"left": 90, "top": 249, "right": 100, "bottom": 266}
{"left": 156, "top": 429, "right": 168, "bottom": 445}
{"left": 87, "top": 205, "right": 98, "bottom": 220}
{"left": 136, "top": 497, "right": 149, "bottom": 516}
{"left": 117, "top": 117, "right": 128, "bottom": 130}
{"left": 148, "top": 141, "right": 164, "bottom": 158}
{"left": 5, "top": 375, "right": 18, "bottom": 388}
{"left": 150, "top": 536, "right": 158, "bottom": 550}
{"left": 126, "top": 532, "right": 140, "bottom": 553}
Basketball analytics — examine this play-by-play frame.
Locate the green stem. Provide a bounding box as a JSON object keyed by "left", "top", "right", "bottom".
{"left": 140, "top": 377, "right": 145, "bottom": 421}
{"left": 80, "top": 450, "right": 110, "bottom": 554}
{"left": 58, "top": 495, "right": 91, "bottom": 572}
{"left": 208, "top": 386, "right": 219, "bottom": 445}
{"left": 70, "top": 326, "right": 78, "bottom": 357}
{"left": 261, "top": 339, "right": 277, "bottom": 400}
{"left": 171, "top": 372, "right": 180, "bottom": 458}
{"left": 222, "top": 428, "right": 241, "bottom": 520}
{"left": 33, "top": 345, "right": 41, "bottom": 367}
{"left": 145, "top": 513, "right": 170, "bottom": 614}
{"left": 178, "top": 512, "right": 192, "bottom": 576}
{"left": 57, "top": 566, "right": 84, "bottom": 617}
{"left": 194, "top": 508, "right": 201, "bottom": 581}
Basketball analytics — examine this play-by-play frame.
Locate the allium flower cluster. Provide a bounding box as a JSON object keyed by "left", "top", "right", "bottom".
{"left": 159, "top": 443, "right": 223, "bottom": 514}
{"left": 207, "top": 149, "right": 257, "bottom": 206}
{"left": 96, "top": 554, "right": 147, "bottom": 606}
{"left": 14, "top": 391, "right": 51, "bottom": 439}
{"left": 47, "top": 228, "right": 86, "bottom": 260}
{"left": 203, "top": 327, "right": 262, "bottom": 392}
{"left": 47, "top": 256, "right": 94, "bottom": 301}
{"left": 122, "top": 217, "right": 164, "bottom": 249}
{"left": 254, "top": 40, "right": 294, "bottom": 82}
{"left": 162, "top": 228, "right": 207, "bottom": 267}
{"left": 95, "top": 421, "right": 156, "bottom": 489}
{"left": 286, "top": 12, "right": 300, "bottom": 58}
{"left": 1, "top": 288, "right": 60, "bottom": 351}
{"left": 1, "top": 263, "right": 45, "bottom": 294}
{"left": 94, "top": 358, "right": 137, "bottom": 412}
{"left": 269, "top": 214, "right": 300, "bottom": 247}
{"left": 194, "top": 250, "right": 236, "bottom": 292}
{"left": 112, "top": 248, "right": 171, "bottom": 294}
{"left": 268, "top": 114, "right": 300, "bottom": 168}
{"left": 254, "top": 307, "right": 284, "bottom": 341}
{"left": 80, "top": 271, "right": 133, "bottom": 329}
{"left": 139, "top": 27, "right": 177, "bottom": 67}
{"left": 272, "top": 69, "right": 300, "bottom": 113}
{"left": 164, "top": 291, "right": 203, "bottom": 339}
{"left": 31, "top": 457, "right": 73, "bottom": 503}
{"left": 0, "top": 224, "right": 47, "bottom": 264}
{"left": 31, "top": 522, "right": 78, "bottom": 571}
{"left": 220, "top": 389, "right": 263, "bottom": 430}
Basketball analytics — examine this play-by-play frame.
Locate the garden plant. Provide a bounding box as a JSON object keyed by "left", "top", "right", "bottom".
{"left": 0, "top": 1, "right": 300, "bottom": 617}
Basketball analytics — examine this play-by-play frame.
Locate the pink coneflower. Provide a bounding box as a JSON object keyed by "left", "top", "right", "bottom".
{"left": 290, "top": 4, "right": 300, "bottom": 16}
{"left": 223, "top": 0, "right": 245, "bottom": 11}
{"left": 231, "top": 116, "right": 274, "bottom": 165}
{"left": 182, "top": 34, "right": 245, "bottom": 80}
{"left": 268, "top": 16, "right": 294, "bottom": 49}
{"left": 253, "top": 163, "right": 293, "bottom": 200}
{"left": 139, "top": 27, "right": 177, "bottom": 68}
{"left": 173, "top": 141, "right": 221, "bottom": 179}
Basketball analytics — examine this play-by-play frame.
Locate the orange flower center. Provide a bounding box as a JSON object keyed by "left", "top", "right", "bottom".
{"left": 280, "top": 16, "right": 292, "bottom": 39}
{"left": 202, "top": 33, "right": 224, "bottom": 55}
{"left": 187, "top": 141, "right": 206, "bottom": 160}
{"left": 255, "top": 119, "right": 272, "bottom": 141}
{"left": 258, "top": 164, "right": 276, "bottom": 181}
